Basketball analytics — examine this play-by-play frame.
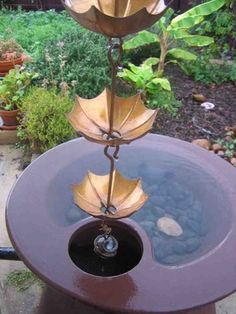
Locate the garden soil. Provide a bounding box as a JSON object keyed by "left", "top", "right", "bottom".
{"left": 152, "top": 66, "right": 236, "bottom": 142}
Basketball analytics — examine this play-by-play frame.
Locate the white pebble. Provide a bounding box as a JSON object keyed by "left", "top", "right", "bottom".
{"left": 157, "top": 217, "right": 183, "bottom": 237}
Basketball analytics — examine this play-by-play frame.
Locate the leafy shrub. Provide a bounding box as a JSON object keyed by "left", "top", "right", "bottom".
{"left": 181, "top": 56, "right": 236, "bottom": 84}
{"left": 31, "top": 28, "right": 110, "bottom": 99}
{"left": 18, "top": 87, "right": 75, "bottom": 153}
{"left": 216, "top": 126, "right": 236, "bottom": 163}
{"left": 123, "top": 42, "right": 160, "bottom": 66}
{"left": 0, "top": 67, "right": 38, "bottom": 110}
{"left": 196, "top": 0, "right": 236, "bottom": 58}
{"left": 147, "top": 90, "right": 182, "bottom": 117}
{"left": 120, "top": 0, "right": 225, "bottom": 113}
{"left": 0, "top": 9, "right": 77, "bottom": 60}
{"left": 0, "top": 39, "right": 22, "bottom": 61}
{"left": 118, "top": 58, "right": 181, "bottom": 115}
{"left": 118, "top": 58, "right": 171, "bottom": 96}
{"left": 124, "top": 0, "right": 226, "bottom": 77}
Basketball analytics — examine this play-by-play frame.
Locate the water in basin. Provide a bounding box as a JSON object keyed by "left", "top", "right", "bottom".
{"left": 47, "top": 147, "right": 231, "bottom": 266}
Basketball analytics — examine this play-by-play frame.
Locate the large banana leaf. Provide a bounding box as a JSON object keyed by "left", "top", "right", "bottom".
{"left": 182, "top": 35, "right": 214, "bottom": 47}
{"left": 169, "top": 29, "right": 189, "bottom": 39}
{"left": 168, "top": 48, "right": 197, "bottom": 61}
{"left": 168, "top": 16, "right": 204, "bottom": 31}
{"left": 169, "top": 29, "right": 214, "bottom": 47}
{"left": 171, "top": 0, "right": 226, "bottom": 27}
{"left": 123, "top": 31, "right": 158, "bottom": 50}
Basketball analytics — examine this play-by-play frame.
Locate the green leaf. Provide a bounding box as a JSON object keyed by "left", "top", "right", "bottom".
{"left": 169, "top": 29, "right": 189, "bottom": 39}
{"left": 123, "top": 31, "right": 158, "bottom": 50}
{"left": 128, "top": 63, "right": 142, "bottom": 75}
{"left": 158, "top": 17, "right": 168, "bottom": 33}
{"left": 117, "top": 68, "right": 144, "bottom": 89}
{"left": 4, "top": 104, "right": 14, "bottom": 111}
{"left": 153, "top": 78, "right": 171, "bottom": 91}
{"left": 169, "top": 16, "right": 204, "bottom": 30}
{"left": 0, "top": 85, "right": 7, "bottom": 93}
{"left": 168, "top": 48, "right": 197, "bottom": 61}
{"left": 171, "top": 0, "right": 226, "bottom": 26}
{"left": 143, "top": 57, "right": 159, "bottom": 67}
{"left": 182, "top": 35, "right": 214, "bottom": 47}
{"left": 147, "top": 78, "right": 171, "bottom": 92}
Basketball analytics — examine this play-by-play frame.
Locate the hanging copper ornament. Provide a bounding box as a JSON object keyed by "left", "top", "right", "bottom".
{"left": 61, "top": 0, "right": 172, "bottom": 37}
{"left": 72, "top": 170, "right": 148, "bottom": 219}
{"left": 67, "top": 88, "right": 158, "bottom": 146}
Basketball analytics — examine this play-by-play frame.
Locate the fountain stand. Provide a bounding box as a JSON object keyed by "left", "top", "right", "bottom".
{"left": 6, "top": 135, "right": 236, "bottom": 313}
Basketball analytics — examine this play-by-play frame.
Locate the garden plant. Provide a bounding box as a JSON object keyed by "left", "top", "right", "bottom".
{"left": 119, "top": 0, "right": 226, "bottom": 111}
{"left": 18, "top": 87, "right": 75, "bottom": 153}
{"left": 0, "top": 67, "right": 38, "bottom": 128}
{"left": 0, "top": 0, "right": 234, "bottom": 162}
{"left": 0, "top": 39, "right": 24, "bottom": 76}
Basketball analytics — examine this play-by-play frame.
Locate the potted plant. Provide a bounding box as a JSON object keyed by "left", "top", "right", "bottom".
{"left": 0, "top": 67, "right": 38, "bottom": 130}
{"left": 0, "top": 39, "right": 24, "bottom": 77}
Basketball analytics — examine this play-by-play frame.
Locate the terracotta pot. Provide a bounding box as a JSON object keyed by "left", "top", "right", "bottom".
{"left": 0, "top": 109, "right": 20, "bottom": 129}
{"left": 0, "top": 56, "right": 24, "bottom": 77}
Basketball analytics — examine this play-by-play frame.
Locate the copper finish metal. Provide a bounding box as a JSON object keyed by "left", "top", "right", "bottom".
{"left": 61, "top": 0, "right": 172, "bottom": 37}
{"left": 72, "top": 170, "right": 148, "bottom": 219}
{"left": 104, "top": 145, "right": 119, "bottom": 210}
{"left": 108, "top": 37, "right": 123, "bottom": 136}
{"left": 65, "top": 0, "right": 164, "bottom": 236}
{"left": 67, "top": 35, "right": 153, "bottom": 224}
{"left": 67, "top": 88, "right": 158, "bottom": 146}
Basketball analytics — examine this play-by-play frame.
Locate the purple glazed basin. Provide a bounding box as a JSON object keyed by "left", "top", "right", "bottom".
{"left": 6, "top": 134, "right": 236, "bottom": 313}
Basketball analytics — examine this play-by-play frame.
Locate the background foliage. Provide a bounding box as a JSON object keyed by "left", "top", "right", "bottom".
{"left": 0, "top": 0, "right": 235, "bottom": 152}
{"left": 18, "top": 88, "right": 75, "bottom": 153}
{"left": 0, "top": 9, "right": 77, "bottom": 60}
{"left": 31, "top": 28, "right": 110, "bottom": 98}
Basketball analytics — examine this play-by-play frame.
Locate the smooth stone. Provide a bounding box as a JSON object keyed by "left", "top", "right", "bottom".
{"left": 157, "top": 217, "right": 183, "bottom": 237}
{"left": 192, "top": 139, "right": 211, "bottom": 150}
{"left": 188, "top": 219, "right": 202, "bottom": 234}
{"left": 166, "top": 184, "right": 183, "bottom": 197}
{"left": 153, "top": 229, "right": 162, "bottom": 237}
{"left": 164, "top": 199, "right": 176, "bottom": 210}
{"left": 153, "top": 196, "right": 166, "bottom": 207}
{"left": 231, "top": 157, "right": 236, "bottom": 166}
{"left": 152, "top": 238, "right": 172, "bottom": 259}
{"left": 172, "top": 241, "right": 187, "bottom": 255}
{"left": 145, "top": 213, "right": 155, "bottom": 221}
{"left": 143, "top": 204, "right": 152, "bottom": 211}
{"left": 186, "top": 209, "right": 202, "bottom": 222}
{"left": 161, "top": 254, "right": 181, "bottom": 265}
{"left": 185, "top": 238, "right": 201, "bottom": 253}
{"left": 150, "top": 195, "right": 160, "bottom": 205}
{"left": 179, "top": 230, "right": 197, "bottom": 240}
{"left": 152, "top": 207, "right": 166, "bottom": 218}
{"left": 177, "top": 198, "right": 194, "bottom": 209}
{"left": 198, "top": 220, "right": 208, "bottom": 236}
{"left": 165, "top": 207, "right": 183, "bottom": 219}
{"left": 192, "top": 200, "right": 202, "bottom": 211}
{"left": 147, "top": 185, "right": 159, "bottom": 194}
{"left": 178, "top": 216, "right": 190, "bottom": 228}
{"left": 139, "top": 221, "right": 155, "bottom": 235}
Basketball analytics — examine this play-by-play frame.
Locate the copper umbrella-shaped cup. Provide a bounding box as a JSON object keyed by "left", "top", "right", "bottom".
{"left": 62, "top": 0, "right": 172, "bottom": 37}
{"left": 73, "top": 170, "right": 148, "bottom": 219}
{"left": 67, "top": 88, "right": 158, "bottom": 146}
